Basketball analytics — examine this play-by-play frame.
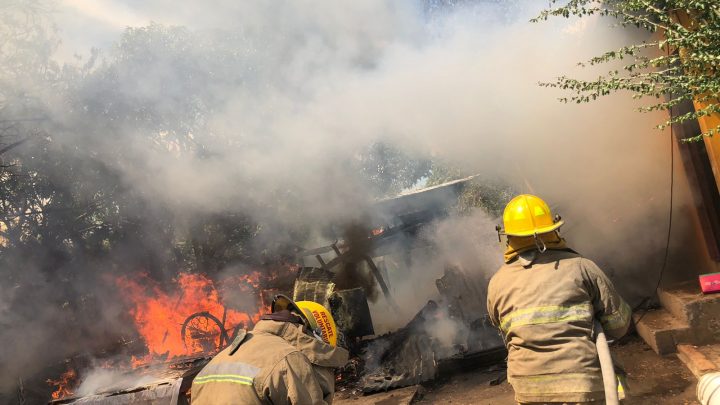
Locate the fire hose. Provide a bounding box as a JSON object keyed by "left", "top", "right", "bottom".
{"left": 594, "top": 320, "right": 619, "bottom": 405}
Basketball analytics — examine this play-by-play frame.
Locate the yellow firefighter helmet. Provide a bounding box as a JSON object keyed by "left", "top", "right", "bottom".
{"left": 295, "top": 300, "right": 338, "bottom": 347}
{"left": 501, "top": 194, "right": 563, "bottom": 237}
{"left": 271, "top": 295, "right": 338, "bottom": 346}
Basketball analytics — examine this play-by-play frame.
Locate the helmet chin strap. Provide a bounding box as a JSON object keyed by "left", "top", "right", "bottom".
{"left": 310, "top": 328, "right": 325, "bottom": 344}
{"left": 533, "top": 233, "right": 547, "bottom": 253}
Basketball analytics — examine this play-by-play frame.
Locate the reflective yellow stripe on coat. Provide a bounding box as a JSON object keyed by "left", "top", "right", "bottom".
{"left": 193, "top": 374, "right": 254, "bottom": 386}
{"left": 193, "top": 361, "right": 260, "bottom": 386}
{"left": 499, "top": 303, "right": 593, "bottom": 335}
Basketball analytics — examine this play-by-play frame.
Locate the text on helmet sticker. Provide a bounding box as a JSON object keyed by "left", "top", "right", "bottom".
{"left": 312, "top": 310, "right": 334, "bottom": 342}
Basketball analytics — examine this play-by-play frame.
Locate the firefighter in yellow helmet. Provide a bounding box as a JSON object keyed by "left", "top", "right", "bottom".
{"left": 191, "top": 294, "right": 348, "bottom": 405}
{"left": 487, "top": 195, "right": 631, "bottom": 404}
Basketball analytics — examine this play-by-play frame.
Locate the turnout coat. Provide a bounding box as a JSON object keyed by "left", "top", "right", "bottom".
{"left": 487, "top": 249, "right": 631, "bottom": 403}
{"left": 191, "top": 319, "right": 348, "bottom": 405}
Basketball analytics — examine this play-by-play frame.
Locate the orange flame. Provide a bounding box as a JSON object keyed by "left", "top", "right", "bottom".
{"left": 47, "top": 368, "right": 77, "bottom": 400}
{"left": 116, "top": 272, "right": 267, "bottom": 365}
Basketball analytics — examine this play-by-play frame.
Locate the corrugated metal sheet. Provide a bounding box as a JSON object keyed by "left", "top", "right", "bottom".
{"left": 58, "top": 378, "right": 182, "bottom": 405}
{"left": 50, "top": 357, "right": 210, "bottom": 405}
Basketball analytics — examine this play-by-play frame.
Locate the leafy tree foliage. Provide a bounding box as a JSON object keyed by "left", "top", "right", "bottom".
{"left": 534, "top": 0, "right": 720, "bottom": 141}
{"left": 427, "top": 163, "right": 515, "bottom": 217}
{"left": 359, "top": 142, "right": 432, "bottom": 197}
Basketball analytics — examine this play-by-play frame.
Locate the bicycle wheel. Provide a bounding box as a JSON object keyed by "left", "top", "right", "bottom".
{"left": 181, "top": 311, "right": 229, "bottom": 354}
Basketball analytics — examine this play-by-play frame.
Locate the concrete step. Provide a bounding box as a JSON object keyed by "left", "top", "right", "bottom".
{"left": 658, "top": 283, "right": 692, "bottom": 324}
{"left": 634, "top": 309, "right": 691, "bottom": 355}
{"left": 657, "top": 281, "right": 720, "bottom": 345}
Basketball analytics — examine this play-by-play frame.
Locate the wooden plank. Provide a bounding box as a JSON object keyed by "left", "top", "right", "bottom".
{"left": 676, "top": 344, "right": 718, "bottom": 378}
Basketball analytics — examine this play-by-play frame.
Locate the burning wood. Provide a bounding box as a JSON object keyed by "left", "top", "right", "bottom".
{"left": 47, "top": 369, "right": 77, "bottom": 400}
{"left": 45, "top": 264, "right": 505, "bottom": 403}
{"left": 45, "top": 268, "right": 294, "bottom": 402}
{"left": 115, "top": 272, "right": 268, "bottom": 365}
{"left": 43, "top": 180, "right": 492, "bottom": 403}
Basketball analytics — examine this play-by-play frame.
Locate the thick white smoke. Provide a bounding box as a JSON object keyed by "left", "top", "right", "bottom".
{"left": 51, "top": 1, "right": 695, "bottom": 278}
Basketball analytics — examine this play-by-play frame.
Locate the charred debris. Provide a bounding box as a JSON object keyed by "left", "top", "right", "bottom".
{"left": 49, "top": 176, "right": 506, "bottom": 404}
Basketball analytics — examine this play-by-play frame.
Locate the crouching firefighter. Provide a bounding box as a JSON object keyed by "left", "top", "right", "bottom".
{"left": 487, "top": 194, "right": 631, "bottom": 404}
{"left": 191, "top": 295, "right": 349, "bottom": 405}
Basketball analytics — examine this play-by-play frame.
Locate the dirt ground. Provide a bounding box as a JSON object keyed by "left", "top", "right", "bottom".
{"left": 338, "top": 336, "right": 699, "bottom": 404}
{"left": 417, "top": 336, "right": 697, "bottom": 404}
